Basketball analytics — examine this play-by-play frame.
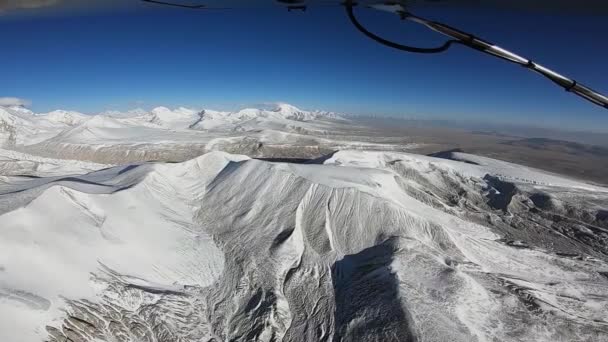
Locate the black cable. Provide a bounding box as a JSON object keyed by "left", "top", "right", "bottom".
{"left": 141, "top": 0, "right": 212, "bottom": 9}
{"left": 345, "top": 3, "right": 458, "bottom": 54}
{"left": 140, "top": 0, "right": 339, "bottom": 10}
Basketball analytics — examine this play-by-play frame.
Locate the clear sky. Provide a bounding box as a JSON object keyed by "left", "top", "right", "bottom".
{"left": 1, "top": 3, "right": 607, "bottom": 131}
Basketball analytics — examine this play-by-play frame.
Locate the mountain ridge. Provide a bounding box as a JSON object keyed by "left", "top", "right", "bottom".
{"left": 1, "top": 149, "right": 607, "bottom": 341}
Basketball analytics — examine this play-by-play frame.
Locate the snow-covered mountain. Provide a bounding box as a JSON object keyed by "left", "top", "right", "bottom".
{"left": 0, "top": 103, "right": 341, "bottom": 149}
{"left": 3, "top": 102, "right": 607, "bottom": 341}
{"left": 190, "top": 103, "right": 340, "bottom": 131}
{"left": 38, "top": 110, "right": 89, "bottom": 126}
{"left": 0, "top": 103, "right": 405, "bottom": 164}
{"left": 1, "top": 150, "right": 607, "bottom": 342}
{"left": 134, "top": 106, "right": 200, "bottom": 128}
{"left": 95, "top": 103, "right": 340, "bottom": 132}
{"left": 0, "top": 106, "right": 86, "bottom": 147}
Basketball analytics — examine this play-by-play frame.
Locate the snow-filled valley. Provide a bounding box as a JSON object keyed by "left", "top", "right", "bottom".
{"left": 1, "top": 104, "right": 608, "bottom": 342}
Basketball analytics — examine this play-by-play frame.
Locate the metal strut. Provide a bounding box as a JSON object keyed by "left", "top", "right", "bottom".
{"left": 345, "top": 2, "right": 608, "bottom": 110}
{"left": 140, "top": 0, "right": 607, "bottom": 110}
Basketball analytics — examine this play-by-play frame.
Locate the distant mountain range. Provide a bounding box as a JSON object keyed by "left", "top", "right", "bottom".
{"left": 2, "top": 103, "right": 608, "bottom": 342}
{"left": 0, "top": 103, "right": 341, "bottom": 147}
{"left": 0, "top": 103, "right": 369, "bottom": 164}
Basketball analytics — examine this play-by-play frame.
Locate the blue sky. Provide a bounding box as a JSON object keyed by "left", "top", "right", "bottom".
{"left": 0, "top": 3, "right": 607, "bottom": 131}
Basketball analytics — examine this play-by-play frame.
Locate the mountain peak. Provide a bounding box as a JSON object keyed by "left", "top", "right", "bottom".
{"left": 6, "top": 105, "right": 35, "bottom": 116}
{"left": 150, "top": 106, "right": 172, "bottom": 113}
{"left": 151, "top": 106, "right": 198, "bottom": 118}
{"left": 272, "top": 102, "right": 303, "bottom": 114}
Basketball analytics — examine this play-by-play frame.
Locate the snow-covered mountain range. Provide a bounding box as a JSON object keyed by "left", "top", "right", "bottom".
{"left": 0, "top": 106, "right": 87, "bottom": 146}
{"left": 0, "top": 103, "right": 340, "bottom": 146}
{"left": 1, "top": 149, "right": 607, "bottom": 342}
{"left": 1, "top": 103, "right": 608, "bottom": 342}
{"left": 1, "top": 103, "right": 407, "bottom": 165}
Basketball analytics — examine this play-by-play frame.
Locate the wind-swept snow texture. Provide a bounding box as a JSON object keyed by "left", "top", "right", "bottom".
{"left": 1, "top": 150, "right": 608, "bottom": 342}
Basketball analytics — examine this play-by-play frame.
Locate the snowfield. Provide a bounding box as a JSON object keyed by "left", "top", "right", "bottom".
{"left": 1, "top": 147, "right": 608, "bottom": 342}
